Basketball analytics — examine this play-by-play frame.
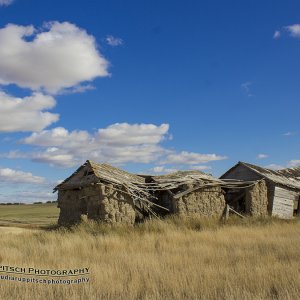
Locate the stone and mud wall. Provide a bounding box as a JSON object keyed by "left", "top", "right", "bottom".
{"left": 173, "top": 187, "right": 226, "bottom": 217}
{"left": 245, "top": 180, "right": 268, "bottom": 216}
{"left": 58, "top": 183, "right": 136, "bottom": 226}
{"left": 57, "top": 190, "right": 82, "bottom": 226}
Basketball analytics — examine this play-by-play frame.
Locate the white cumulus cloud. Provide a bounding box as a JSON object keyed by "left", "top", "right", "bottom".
{"left": 7, "top": 124, "right": 227, "bottom": 169}
{"left": 22, "top": 127, "right": 91, "bottom": 148}
{"left": 160, "top": 151, "right": 227, "bottom": 165}
{"left": 97, "top": 123, "right": 169, "bottom": 146}
{"left": 0, "top": 168, "right": 45, "bottom": 184}
{"left": 0, "top": 91, "right": 59, "bottom": 132}
{"left": 0, "top": 22, "right": 109, "bottom": 93}
{"left": 19, "top": 123, "right": 170, "bottom": 167}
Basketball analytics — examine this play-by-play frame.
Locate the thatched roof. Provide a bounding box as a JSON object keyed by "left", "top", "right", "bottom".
{"left": 148, "top": 170, "right": 223, "bottom": 191}
{"left": 221, "top": 162, "right": 300, "bottom": 191}
{"left": 277, "top": 166, "right": 300, "bottom": 179}
{"left": 89, "top": 161, "right": 144, "bottom": 185}
{"left": 151, "top": 170, "right": 219, "bottom": 183}
{"left": 145, "top": 170, "right": 256, "bottom": 199}
{"left": 54, "top": 160, "right": 144, "bottom": 192}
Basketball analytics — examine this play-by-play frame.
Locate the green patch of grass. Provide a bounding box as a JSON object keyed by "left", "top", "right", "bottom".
{"left": 0, "top": 203, "right": 59, "bottom": 227}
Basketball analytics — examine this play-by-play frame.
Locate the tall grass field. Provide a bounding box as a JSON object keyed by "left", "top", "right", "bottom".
{"left": 0, "top": 211, "right": 299, "bottom": 299}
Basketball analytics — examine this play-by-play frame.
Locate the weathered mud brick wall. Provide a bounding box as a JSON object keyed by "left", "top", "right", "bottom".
{"left": 174, "top": 187, "right": 226, "bottom": 217}
{"left": 57, "top": 190, "right": 82, "bottom": 226}
{"left": 58, "top": 183, "right": 136, "bottom": 226}
{"left": 245, "top": 180, "right": 268, "bottom": 216}
{"left": 98, "top": 184, "right": 136, "bottom": 225}
{"left": 82, "top": 184, "right": 136, "bottom": 225}
{"left": 81, "top": 186, "right": 101, "bottom": 221}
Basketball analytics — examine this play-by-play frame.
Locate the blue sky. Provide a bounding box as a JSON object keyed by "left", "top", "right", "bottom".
{"left": 0, "top": 0, "right": 299, "bottom": 202}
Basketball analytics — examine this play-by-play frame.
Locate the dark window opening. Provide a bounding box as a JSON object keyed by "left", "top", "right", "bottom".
{"left": 294, "top": 196, "right": 300, "bottom": 217}
{"left": 225, "top": 189, "right": 246, "bottom": 214}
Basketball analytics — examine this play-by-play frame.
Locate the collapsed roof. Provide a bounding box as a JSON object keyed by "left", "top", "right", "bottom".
{"left": 54, "top": 160, "right": 258, "bottom": 216}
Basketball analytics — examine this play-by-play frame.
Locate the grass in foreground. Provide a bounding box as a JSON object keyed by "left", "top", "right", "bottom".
{"left": 0, "top": 216, "right": 300, "bottom": 299}
{"left": 0, "top": 203, "right": 59, "bottom": 228}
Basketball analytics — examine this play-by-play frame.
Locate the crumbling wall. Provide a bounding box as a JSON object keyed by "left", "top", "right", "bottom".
{"left": 245, "top": 180, "right": 268, "bottom": 216}
{"left": 173, "top": 187, "right": 226, "bottom": 217}
{"left": 102, "top": 184, "right": 136, "bottom": 225}
{"left": 58, "top": 183, "right": 136, "bottom": 226}
{"left": 57, "top": 190, "right": 82, "bottom": 226}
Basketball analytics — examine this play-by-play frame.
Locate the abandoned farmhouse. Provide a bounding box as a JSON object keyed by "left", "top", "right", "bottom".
{"left": 54, "top": 160, "right": 300, "bottom": 225}
{"left": 221, "top": 162, "right": 300, "bottom": 219}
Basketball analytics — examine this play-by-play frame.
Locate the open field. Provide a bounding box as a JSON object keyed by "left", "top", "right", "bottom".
{"left": 0, "top": 216, "right": 300, "bottom": 299}
{"left": 0, "top": 203, "right": 59, "bottom": 228}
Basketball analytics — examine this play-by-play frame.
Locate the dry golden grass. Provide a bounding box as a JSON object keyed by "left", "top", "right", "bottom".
{"left": 0, "top": 216, "right": 300, "bottom": 299}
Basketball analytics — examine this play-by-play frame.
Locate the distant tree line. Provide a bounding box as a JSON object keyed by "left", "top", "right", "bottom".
{"left": 0, "top": 201, "right": 58, "bottom": 205}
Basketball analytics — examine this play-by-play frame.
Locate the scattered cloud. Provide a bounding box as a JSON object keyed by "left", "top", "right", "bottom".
{"left": 0, "top": 22, "right": 109, "bottom": 93}
{"left": 5, "top": 124, "right": 227, "bottom": 169}
{"left": 283, "top": 131, "right": 296, "bottom": 136}
{"left": 151, "top": 166, "right": 178, "bottom": 174}
{"left": 21, "top": 127, "right": 90, "bottom": 148}
{"left": 160, "top": 151, "right": 227, "bottom": 165}
{"left": 58, "top": 84, "right": 95, "bottom": 95}
{"left": 0, "top": 190, "right": 56, "bottom": 203}
{"left": 190, "top": 165, "right": 212, "bottom": 171}
{"left": 257, "top": 154, "right": 268, "bottom": 159}
{"left": 1, "top": 150, "right": 28, "bottom": 159}
{"left": 285, "top": 24, "right": 300, "bottom": 38}
{"left": 287, "top": 160, "right": 300, "bottom": 168}
{"left": 0, "top": 0, "right": 14, "bottom": 6}
{"left": 148, "top": 164, "right": 212, "bottom": 175}
{"left": 263, "top": 160, "right": 300, "bottom": 170}
{"left": 0, "top": 167, "right": 45, "bottom": 184}
{"left": 106, "top": 35, "right": 123, "bottom": 46}
{"left": 273, "top": 30, "right": 281, "bottom": 39}
{"left": 265, "top": 164, "right": 284, "bottom": 170}
{"left": 30, "top": 147, "right": 78, "bottom": 168}
{"left": 17, "top": 123, "right": 170, "bottom": 167}
{"left": 97, "top": 123, "right": 170, "bottom": 146}
{"left": 241, "top": 81, "right": 254, "bottom": 97}
{"left": 273, "top": 24, "right": 300, "bottom": 39}
{"left": 0, "top": 91, "right": 59, "bottom": 132}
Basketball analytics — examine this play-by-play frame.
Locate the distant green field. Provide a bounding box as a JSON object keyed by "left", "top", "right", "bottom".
{"left": 0, "top": 203, "right": 59, "bottom": 227}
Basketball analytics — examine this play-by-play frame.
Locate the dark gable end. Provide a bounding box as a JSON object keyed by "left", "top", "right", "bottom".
{"left": 220, "top": 162, "right": 263, "bottom": 181}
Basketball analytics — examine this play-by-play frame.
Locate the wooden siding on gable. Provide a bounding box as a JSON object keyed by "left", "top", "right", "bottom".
{"left": 221, "top": 164, "right": 262, "bottom": 181}
{"left": 271, "top": 186, "right": 297, "bottom": 219}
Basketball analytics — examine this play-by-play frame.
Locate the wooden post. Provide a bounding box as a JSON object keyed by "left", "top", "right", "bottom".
{"left": 225, "top": 204, "right": 230, "bottom": 220}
